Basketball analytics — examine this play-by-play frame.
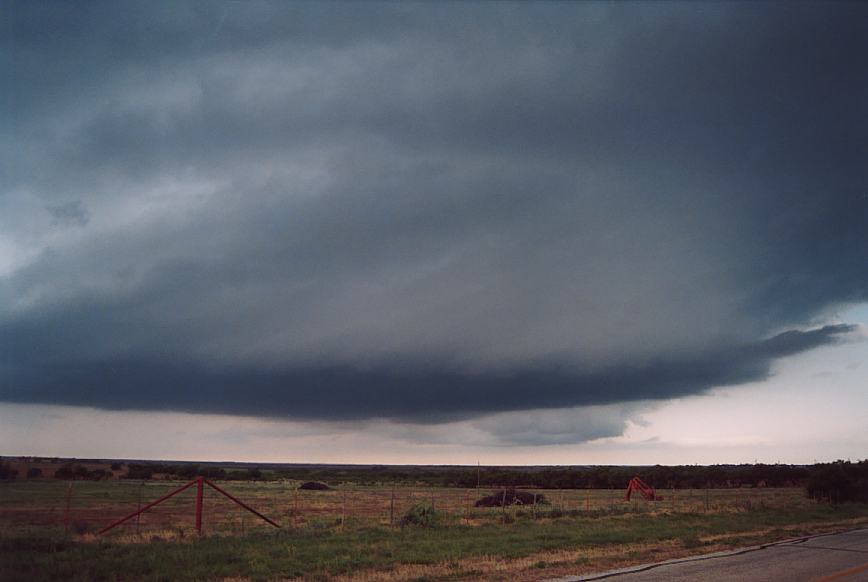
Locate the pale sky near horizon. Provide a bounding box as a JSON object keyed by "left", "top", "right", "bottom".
{"left": 2, "top": 3, "right": 867, "bottom": 465}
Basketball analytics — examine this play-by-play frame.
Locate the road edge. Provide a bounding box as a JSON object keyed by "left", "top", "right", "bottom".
{"left": 545, "top": 526, "right": 868, "bottom": 582}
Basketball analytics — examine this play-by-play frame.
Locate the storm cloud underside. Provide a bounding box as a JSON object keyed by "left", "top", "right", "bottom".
{"left": 2, "top": 3, "right": 867, "bottom": 433}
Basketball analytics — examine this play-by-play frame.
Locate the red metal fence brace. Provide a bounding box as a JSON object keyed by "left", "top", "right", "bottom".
{"left": 97, "top": 476, "right": 281, "bottom": 535}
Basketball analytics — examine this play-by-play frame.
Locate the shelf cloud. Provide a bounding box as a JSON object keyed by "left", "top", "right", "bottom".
{"left": 2, "top": 2, "right": 866, "bottom": 440}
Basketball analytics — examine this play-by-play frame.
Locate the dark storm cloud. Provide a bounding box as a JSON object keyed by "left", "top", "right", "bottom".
{"left": 1, "top": 2, "right": 867, "bottom": 430}
{"left": 46, "top": 200, "right": 89, "bottom": 227}
{"left": 0, "top": 310, "right": 858, "bottom": 422}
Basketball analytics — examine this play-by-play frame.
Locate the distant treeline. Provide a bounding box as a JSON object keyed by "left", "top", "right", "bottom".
{"left": 121, "top": 460, "right": 868, "bottom": 499}
{"left": 40, "top": 462, "right": 827, "bottom": 488}
{"left": 55, "top": 465, "right": 112, "bottom": 481}
{"left": 123, "top": 463, "right": 263, "bottom": 481}
{"left": 4, "top": 459, "right": 866, "bottom": 501}
{"left": 265, "top": 463, "right": 812, "bottom": 489}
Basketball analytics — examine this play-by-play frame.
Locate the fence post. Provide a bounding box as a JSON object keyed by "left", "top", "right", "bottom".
{"left": 586, "top": 486, "right": 590, "bottom": 512}
{"left": 464, "top": 490, "right": 470, "bottom": 523}
{"left": 390, "top": 486, "right": 395, "bottom": 527}
{"left": 532, "top": 493, "right": 537, "bottom": 519}
{"left": 195, "top": 476, "right": 204, "bottom": 535}
{"left": 136, "top": 482, "right": 143, "bottom": 534}
{"left": 64, "top": 482, "right": 72, "bottom": 534}
{"left": 341, "top": 490, "right": 347, "bottom": 527}
{"left": 293, "top": 489, "right": 299, "bottom": 527}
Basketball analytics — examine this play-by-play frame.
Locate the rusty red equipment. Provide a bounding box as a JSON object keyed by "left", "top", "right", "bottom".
{"left": 97, "top": 476, "right": 281, "bottom": 535}
{"left": 625, "top": 476, "right": 663, "bottom": 501}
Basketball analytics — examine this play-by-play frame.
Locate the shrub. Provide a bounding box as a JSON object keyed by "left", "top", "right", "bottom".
{"left": 54, "top": 465, "right": 76, "bottom": 480}
{"left": 0, "top": 461, "right": 17, "bottom": 481}
{"left": 299, "top": 481, "right": 330, "bottom": 490}
{"left": 244, "top": 468, "right": 262, "bottom": 480}
{"left": 807, "top": 460, "right": 868, "bottom": 503}
{"left": 475, "top": 488, "right": 547, "bottom": 507}
{"left": 89, "top": 469, "right": 109, "bottom": 481}
{"left": 124, "top": 464, "right": 154, "bottom": 480}
{"left": 401, "top": 503, "right": 439, "bottom": 527}
{"left": 55, "top": 464, "right": 107, "bottom": 480}
{"left": 201, "top": 467, "right": 227, "bottom": 479}
{"left": 27, "top": 467, "right": 43, "bottom": 479}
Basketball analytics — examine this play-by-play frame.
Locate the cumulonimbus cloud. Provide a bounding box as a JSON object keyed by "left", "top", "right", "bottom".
{"left": 1, "top": 3, "right": 866, "bottom": 439}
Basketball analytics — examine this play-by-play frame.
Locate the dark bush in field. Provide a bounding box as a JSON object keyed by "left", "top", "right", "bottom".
{"left": 203, "top": 467, "right": 228, "bottom": 479}
{"left": 298, "top": 481, "right": 330, "bottom": 490}
{"left": 242, "top": 468, "right": 262, "bottom": 480}
{"left": 807, "top": 460, "right": 868, "bottom": 503}
{"left": 0, "top": 461, "right": 17, "bottom": 480}
{"left": 401, "top": 502, "right": 439, "bottom": 527}
{"left": 88, "top": 469, "right": 109, "bottom": 480}
{"left": 475, "top": 488, "right": 547, "bottom": 507}
{"left": 123, "top": 464, "right": 154, "bottom": 480}
{"left": 54, "top": 465, "right": 77, "bottom": 480}
{"left": 226, "top": 468, "right": 262, "bottom": 480}
{"left": 27, "top": 467, "right": 43, "bottom": 479}
{"left": 55, "top": 464, "right": 108, "bottom": 480}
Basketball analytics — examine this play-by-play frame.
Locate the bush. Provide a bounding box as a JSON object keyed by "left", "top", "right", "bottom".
{"left": 244, "top": 468, "right": 262, "bottom": 480}
{"left": 0, "top": 461, "right": 18, "bottom": 481}
{"left": 197, "top": 467, "right": 227, "bottom": 480}
{"left": 299, "top": 481, "right": 330, "bottom": 491}
{"left": 54, "top": 464, "right": 107, "bottom": 481}
{"left": 475, "top": 488, "right": 547, "bottom": 507}
{"left": 89, "top": 469, "right": 109, "bottom": 481}
{"left": 27, "top": 467, "right": 43, "bottom": 479}
{"left": 401, "top": 503, "right": 439, "bottom": 527}
{"left": 807, "top": 460, "right": 868, "bottom": 503}
{"left": 123, "top": 464, "right": 154, "bottom": 480}
{"left": 54, "top": 465, "right": 76, "bottom": 480}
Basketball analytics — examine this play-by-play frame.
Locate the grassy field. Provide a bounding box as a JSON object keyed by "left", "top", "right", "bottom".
{"left": 3, "top": 479, "right": 868, "bottom": 581}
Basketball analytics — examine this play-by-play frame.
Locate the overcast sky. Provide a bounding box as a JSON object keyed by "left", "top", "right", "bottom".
{"left": 2, "top": 2, "right": 866, "bottom": 463}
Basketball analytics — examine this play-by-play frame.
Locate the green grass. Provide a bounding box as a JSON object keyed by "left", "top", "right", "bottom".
{"left": 3, "top": 502, "right": 868, "bottom": 581}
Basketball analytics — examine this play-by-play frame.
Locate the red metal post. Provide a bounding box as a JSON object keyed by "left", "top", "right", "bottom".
{"left": 99, "top": 476, "right": 280, "bottom": 536}
{"left": 195, "top": 476, "right": 204, "bottom": 534}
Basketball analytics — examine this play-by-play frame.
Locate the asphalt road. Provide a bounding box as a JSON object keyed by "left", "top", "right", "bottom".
{"left": 551, "top": 528, "right": 868, "bottom": 582}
